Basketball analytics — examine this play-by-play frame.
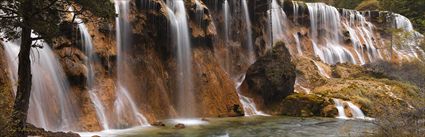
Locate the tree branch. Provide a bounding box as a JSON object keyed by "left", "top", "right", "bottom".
{"left": 32, "top": 0, "right": 60, "bottom": 16}
{"left": 0, "top": 15, "right": 18, "bottom": 19}
{"left": 31, "top": 37, "right": 44, "bottom": 41}
{"left": 0, "top": 6, "right": 19, "bottom": 15}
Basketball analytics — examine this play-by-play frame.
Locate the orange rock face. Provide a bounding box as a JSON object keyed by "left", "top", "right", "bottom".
{"left": 45, "top": 0, "right": 243, "bottom": 131}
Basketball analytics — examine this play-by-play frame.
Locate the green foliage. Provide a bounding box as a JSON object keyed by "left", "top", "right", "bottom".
{"left": 365, "top": 60, "right": 425, "bottom": 91}
{"left": 355, "top": 0, "right": 379, "bottom": 11}
{"left": 0, "top": 0, "right": 115, "bottom": 42}
{"left": 75, "top": 0, "right": 116, "bottom": 20}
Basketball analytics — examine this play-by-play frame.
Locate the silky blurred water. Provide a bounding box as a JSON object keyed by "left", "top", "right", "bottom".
{"left": 80, "top": 116, "right": 376, "bottom": 137}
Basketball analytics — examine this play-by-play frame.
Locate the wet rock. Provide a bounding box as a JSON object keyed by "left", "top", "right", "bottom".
{"left": 201, "top": 118, "right": 210, "bottom": 122}
{"left": 243, "top": 41, "right": 296, "bottom": 113}
{"left": 152, "top": 121, "right": 166, "bottom": 127}
{"left": 280, "top": 94, "right": 330, "bottom": 117}
{"left": 26, "top": 123, "right": 80, "bottom": 137}
{"left": 174, "top": 123, "right": 185, "bottom": 129}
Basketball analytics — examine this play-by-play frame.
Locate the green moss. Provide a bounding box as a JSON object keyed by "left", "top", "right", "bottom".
{"left": 355, "top": 0, "right": 380, "bottom": 11}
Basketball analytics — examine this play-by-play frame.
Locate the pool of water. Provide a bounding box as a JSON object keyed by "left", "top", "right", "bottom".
{"left": 79, "top": 116, "right": 377, "bottom": 137}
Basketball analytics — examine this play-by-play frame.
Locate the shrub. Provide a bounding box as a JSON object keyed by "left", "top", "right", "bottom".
{"left": 365, "top": 60, "right": 425, "bottom": 91}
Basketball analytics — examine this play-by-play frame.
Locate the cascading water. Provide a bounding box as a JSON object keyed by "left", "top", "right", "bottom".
{"left": 292, "top": 1, "right": 300, "bottom": 25}
{"left": 342, "top": 10, "right": 382, "bottom": 64}
{"left": 306, "top": 3, "right": 357, "bottom": 65}
{"left": 235, "top": 75, "right": 268, "bottom": 116}
{"left": 165, "top": 0, "right": 195, "bottom": 117}
{"left": 312, "top": 60, "right": 330, "bottom": 78}
{"left": 241, "top": 0, "right": 255, "bottom": 62}
{"left": 3, "top": 41, "right": 78, "bottom": 131}
{"left": 293, "top": 33, "right": 303, "bottom": 55}
{"left": 346, "top": 101, "right": 366, "bottom": 119}
{"left": 74, "top": 14, "right": 110, "bottom": 130}
{"left": 222, "top": 0, "right": 231, "bottom": 72}
{"left": 269, "top": 0, "right": 289, "bottom": 44}
{"left": 194, "top": 0, "right": 204, "bottom": 23}
{"left": 115, "top": 0, "right": 149, "bottom": 127}
{"left": 332, "top": 99, "right": 348, "bottom": 119}
{"left": 333, "top": 98, "right": 370, "bottom": 120}
{"left": 391, "top": 13, "right": 425, "bottom": 60}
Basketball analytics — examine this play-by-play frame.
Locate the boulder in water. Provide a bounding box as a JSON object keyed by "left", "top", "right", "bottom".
{"left": 152, "top": 121, "right": 166, "bottom": 127}
{"left": 242, "top": 41, "right": 296, "bottom": 113}
{"left": 174, "top": 123, "right": 185, "bottom": 129}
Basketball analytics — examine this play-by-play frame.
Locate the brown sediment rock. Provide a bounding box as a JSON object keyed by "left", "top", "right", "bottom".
{"left": 152, "top": 121, "right": 166, "bottom": 127}
{"left": 174, "top": 123, "right": 185, "bottom": 129}
{"left": 44, "top": 0, "right": 244, "bottom": 130}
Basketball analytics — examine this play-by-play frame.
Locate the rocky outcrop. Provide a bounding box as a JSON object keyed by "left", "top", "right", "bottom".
{"left": 26, "top": 123, "right": 80, "bottom": 137}
{"left": 280, "top": 94, "right": 336, "bottom": 117}
{"left": 241, "top": 42, "right": 296, "bottom": 114}
{"left": 286, "top": 60, "right": 425, "bottom": 118}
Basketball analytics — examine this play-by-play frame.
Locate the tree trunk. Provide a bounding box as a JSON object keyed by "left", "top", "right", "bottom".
{"left": 11, "top": 26, "right": 33, "bottom": 137}
{"left": 11, "top": 0, "right": 33, "bottom": 136}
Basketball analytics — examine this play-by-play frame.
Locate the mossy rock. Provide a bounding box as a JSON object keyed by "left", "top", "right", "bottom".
{"left": 280, "top": 94, "right": 334, "bottom": 117}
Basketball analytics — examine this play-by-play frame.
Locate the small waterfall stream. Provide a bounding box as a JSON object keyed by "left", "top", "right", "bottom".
{"left": 75, "top": 14, "right": 110, "bottom": 130}
{"left": 269, "top": 0, "right": 289, "bottom": 44}
{"left": 3, "top": 41, "right": 78, "bottom": 131}
{"left": 115, "top": 0, "right": 149, "bottom": 127}
{"left": 166, "top": 0, "right": 195, "bottom": 117}
{"left": 332, "top": 99, "right": 348, "bottom": 119}
{"left": 306, "top": 3, "right": 357, "bottom": 65}
{"left": 293, "top": 33, "right": 303, "bottom": 55}
{"left": 392, "top": 14, "right": 425, "bottom": 60}
{"left": 312, "top": 60, "right": 330, "bottom": 78}
{"left": 235, "top": 75, "right": 268, "bottom": 116}
{"left": 241, "top": 0, "right": 255, "bottom": 62}
{"left": 333, "top": 98, "right": 370, "bottom": 120}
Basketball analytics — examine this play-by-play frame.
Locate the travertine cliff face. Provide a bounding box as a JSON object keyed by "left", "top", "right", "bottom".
{"left": 48, "top": 0, "right": 242, "bottom": 131}
{"left": 1, "top": 0, "right": 424, "bottom": 132}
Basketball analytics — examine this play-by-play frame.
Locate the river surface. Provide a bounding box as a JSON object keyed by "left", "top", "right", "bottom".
{"left": 79, "top": 116, "right": 376, "bottom": 137}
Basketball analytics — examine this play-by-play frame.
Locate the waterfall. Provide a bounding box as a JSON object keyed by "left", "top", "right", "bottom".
{"left": 222, "top": 0, "right": 231, "bottom": 72}
{"left": 78, "top": 23, "right": 110, "bottom": 130}
{"left": 293, "top": 33, "right": 303, "bottom": 55}
{"left": 166, "top": 0, "right": 195, "bottom": 117}
{"left": 194, "top": 0, "right": 204, "bottom": 23}
{"left": 223, "top": 0, "right": 230, "bottom": 43}
{"left": 306, "top": 3, "right": 357, "bottom": 64}
{"left": 115, "top": 0, "right": 149, "bottom": 127}
{"left": 312, "top": 60, "right": 330, "bottom": 78}
{"left": 346, "top": 102, "right": 366, "bottom": 119}
{"left": 71, "top": 6, "right": 110, "bottom": 130}
{"left": 332, "top": 99, "right": 348, "bottom": 119}
{"left": 235, "top": 75, "right": 268, "bottom": 116}
{"left": 342, "top": 10, "right": 381, "bottom": 64}
{"left": 241, "top": 0, "right": 255, "bottom": 62}
{"left": 392, "top": 14, "right": 425, "bottom": 60}
{"left": 333, "top": 98, "right": 371, "bottom": 120}
{"left": 269, "top": 0, "right": 289, "bottom": 45}
{"left": 3, "top": 41, "right": 78, "bottom": 131}
{"left": 292, "top": 1, "right": 300, "bottom": 24}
